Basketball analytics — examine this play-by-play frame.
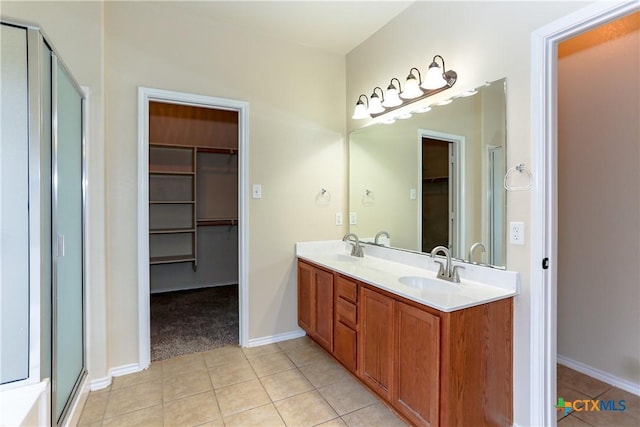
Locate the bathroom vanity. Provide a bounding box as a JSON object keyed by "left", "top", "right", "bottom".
{"left": 296, "top": 241, "right": 518, "bottom": 427}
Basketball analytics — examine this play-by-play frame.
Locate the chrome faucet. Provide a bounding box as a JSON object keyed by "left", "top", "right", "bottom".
{"left": 374, "top": 231, "right": 390, "bottom": 246}
{"left": 343, "top": 233, "right": 364, "bottom": 257}
{"left": 430, "top": 245, "right": 464, "bottom": 283}
{"left": 468, "top": 242, "right": 486, "bottom": 264}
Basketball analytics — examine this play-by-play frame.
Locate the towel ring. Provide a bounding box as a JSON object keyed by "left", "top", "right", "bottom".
{"left": 504, "top": 163, "right": 532, "bottom": 191}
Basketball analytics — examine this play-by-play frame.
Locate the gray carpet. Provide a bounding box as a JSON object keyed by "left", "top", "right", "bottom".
{"left": 150, "top": 285, "right": 239, "bottom": 361}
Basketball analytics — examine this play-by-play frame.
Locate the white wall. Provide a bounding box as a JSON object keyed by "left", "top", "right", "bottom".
{"left": 558, "top": 18, "right": 639, "bottom": 386}
{"left": 1, "top": 0, "right": 109, "bottom": 383}
{"left": 346, "top": 2, "right": 591, "bottom": 424}
{"left": 104, "top": 2, "right": 346, "bottom": 367}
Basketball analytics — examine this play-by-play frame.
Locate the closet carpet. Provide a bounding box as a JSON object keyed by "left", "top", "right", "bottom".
{"left": 151, "top": 285, "right": 239, "bottom": 361}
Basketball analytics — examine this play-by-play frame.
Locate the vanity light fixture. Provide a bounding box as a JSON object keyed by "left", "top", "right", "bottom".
{"left": 368, "top": 87, "right": 385, "bottom": 114}
{"left": 400, "top": 68, "right": 423, "bottom": 99}
{"left": 382, "top": 78, "right": 403, "bottom": 108}
{"left": 352, "top": 94, "right": 371, "bottom": 120}
{"left": 422, "top": 55, "right": 456, "bottom": 90}
{"left": 352, "top": 54, "right": 457, "bottom": 119}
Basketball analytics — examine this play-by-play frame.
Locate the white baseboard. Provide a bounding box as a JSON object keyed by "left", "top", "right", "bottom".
{"left": 557, "top": 354, "right": 640, "bottom": 396}
{"left": 89, "top": 376, "right": 111, "bottom": 391}
{"left": 89, "top": 363, "right": 143, "bottom": 391}
{"left": 246, "top": 329, "right": 306, "bottom": 348}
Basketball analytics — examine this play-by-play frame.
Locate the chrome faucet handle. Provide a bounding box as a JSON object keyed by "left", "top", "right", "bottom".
{"left": 451, "top": 265, "right": 465, "bottom": 283}
{"left": 433, "top": 260, "right": 446, "bottom": 278}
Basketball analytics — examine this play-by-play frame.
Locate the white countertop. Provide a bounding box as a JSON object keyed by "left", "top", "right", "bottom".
{"left": 296, "top": 240, "right": 519, "bottom": 313}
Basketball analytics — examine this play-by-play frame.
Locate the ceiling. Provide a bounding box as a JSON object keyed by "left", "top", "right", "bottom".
{"left": 183, "top": 1, "right": 415, "bottom": 55}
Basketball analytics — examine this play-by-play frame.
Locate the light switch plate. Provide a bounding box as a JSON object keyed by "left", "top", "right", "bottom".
{"left": 349, "top": 212, "right": 357, "bottom": 225}
{"left": 335, "top": 212, "right": 343, "bottom": 226}
{"left": 252, "top": 184, "right": 262, "bottom": 199}
{"left": 410, "top": 188, "right": 417, "bottom": 200}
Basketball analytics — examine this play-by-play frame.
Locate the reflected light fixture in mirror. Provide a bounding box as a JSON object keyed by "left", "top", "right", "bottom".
{"left": 352, "top": 54, "right": 457, "bottom": 119}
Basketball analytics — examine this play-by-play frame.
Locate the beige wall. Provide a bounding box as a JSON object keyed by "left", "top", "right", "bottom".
{"left": 2, "top": 0, "right": 346, "bottom": 382}
{"left": 1, "top": 1, "right": 109, "bottom": 381}
{"left": 558, "top": 18, "right": 639, "bottom": 385}
{"left": 104, "top": 2, "right": 346, "bottom": 367}
{"left": 346, "top": 2, "right": 590, "bottom": 423}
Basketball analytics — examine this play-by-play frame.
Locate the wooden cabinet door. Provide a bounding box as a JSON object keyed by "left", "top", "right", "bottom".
{"left": 314, "top": 267, "right": 334, "bottom": 351}
{"left": 359, "top": 287, "right": 393, "bottom": 399}
{"left": 393, "top": 301, "right": 440, "bottom": 427}
{"left": 297, "top": 261, "right": 315, "bottom": 333}
{"left": 334, "top": 320, "right": 357, "bottom": 372}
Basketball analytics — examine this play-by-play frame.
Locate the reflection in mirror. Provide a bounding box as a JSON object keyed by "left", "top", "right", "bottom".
{"left": 349, "top": 78, "right": 507, "bottom": 268}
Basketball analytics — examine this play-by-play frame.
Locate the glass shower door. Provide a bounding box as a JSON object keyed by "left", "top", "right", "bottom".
{"left": 53, "top": 56, "right": 85, "bottom": 424}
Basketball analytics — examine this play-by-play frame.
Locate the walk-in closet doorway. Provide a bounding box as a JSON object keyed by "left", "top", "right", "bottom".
{"left": 137, "top": 88, "right": 249, "bottom": 368}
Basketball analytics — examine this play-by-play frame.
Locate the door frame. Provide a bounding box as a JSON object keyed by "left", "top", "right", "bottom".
{"left": 417, "top": 129, "right": 465, "bottom": 256}
{"left": 137, "top": 87, "right": 249, "bottom": 369}
{"left": 529, "top": 1, "right": 637, "bottom": 424}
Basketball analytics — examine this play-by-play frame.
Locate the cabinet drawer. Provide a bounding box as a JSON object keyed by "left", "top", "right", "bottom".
{"left": 336, "top": 276, "right": 358, "bottom": 303}
{"left": 337, "top": 297, "right": 357, "bottom": 328}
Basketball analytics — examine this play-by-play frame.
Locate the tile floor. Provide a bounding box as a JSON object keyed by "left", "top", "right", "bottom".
{"left": 557, "top": 364, "right": 640, "bottom": 426}
{"left": 78, "top": 336, "right": 407, "bottom": 426}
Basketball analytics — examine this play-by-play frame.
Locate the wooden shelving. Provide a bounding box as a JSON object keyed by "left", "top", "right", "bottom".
{"left": 148, "top": 102, "right": 239, "bottom": 270}
{"left": 150, "top": 254, "right": 197, "bottom": 265}
{"left": 148, "top": 144, "right": 197, "bottom": 268}
{"left": 197, "top": 218, "right": 238, "bottom": 227}
{"left": 149, "top": 227, "right": 196, "bottom": 234}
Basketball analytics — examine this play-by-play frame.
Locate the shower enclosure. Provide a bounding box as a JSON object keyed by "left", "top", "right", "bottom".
{"left": 0, "top": 21, "right": 86, "bottom": 425}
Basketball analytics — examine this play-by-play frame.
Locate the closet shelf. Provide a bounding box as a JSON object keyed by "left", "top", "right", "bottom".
{"left": 150, "top": 255, "right": 196, "bottom": 265}
{"left": 197, "top": 147, "right": 237, "bottom": 155}
{"left": 149, "top": 142, "right": 237, "bottom": 155}
{"left": 149, "top": 142, "right": 195, "bottom": 148}
{"left": 150, "top": 170, "right": 195, "bottom": 176}
{"left": 197, "top": 218, "right": 238, "bottom": 227}
{"left": 149, "top": 201, "right": 195, "bottom": 205}
{"left": 423, "top": 176, "right": 449, "bottom": 183}
{"left": 149, "top": 228, "right": 195, "bottom": 234}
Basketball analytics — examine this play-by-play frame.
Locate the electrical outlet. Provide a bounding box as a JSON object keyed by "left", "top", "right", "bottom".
{"left": 410, "top": 188, "right": 417, "bottom": 200}
{"left": 510, "top": 221, "right": 525, "bottom": 245}
{"left": 349, "top": 212, "right": 357, "bottom": 225}
{"left": 335, "top": 212, "right": 343, "bottom": 226}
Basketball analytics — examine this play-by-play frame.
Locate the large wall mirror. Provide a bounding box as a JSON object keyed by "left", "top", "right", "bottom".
{"left": 349, "top": 78, "right": 507, "bottom": 268}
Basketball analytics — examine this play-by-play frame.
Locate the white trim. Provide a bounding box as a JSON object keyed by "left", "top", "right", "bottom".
{"left": 529, "top": 1, "right": 638, "bottom": 425}
{"left": 416, "top": 129, "right": 466, "bottom": 255}
{"left": 88, "top": 376, "right": 111, "bottom": 392}
{"left": 557, "top": 355, "right": 640, "bottom": 397}
{"left": 88, "top": 362, "right": 143, "bottom": 392}
{"left": 247, "top": 329, "right": 306, "bottom": 348}
{"left": 62, "top": 375, "right": 89, "bottom": 427}
{"left": 137, "top": 87, "right": 250, "bottom": 371}
{"left": 109, "top": 363, "right": 142, "bottom": 378}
